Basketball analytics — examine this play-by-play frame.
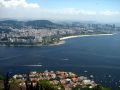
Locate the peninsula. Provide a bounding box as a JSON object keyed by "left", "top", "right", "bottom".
{"left": 0, "top": 20, "right": 119, "bottom": 46}
{"left": 0, "top": 70, "right": 111, "bottom": 90}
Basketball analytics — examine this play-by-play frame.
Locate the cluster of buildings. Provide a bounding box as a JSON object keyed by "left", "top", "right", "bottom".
{"left": 12, "top": 70, "right": 97, "bottom": 90}
{"left": 0, "top": 27, "right": 95, "bottom": 45}
{"left": 0, "top": 28, "right": 59, "bottom": 45}
{"left": 0, "top": 21, "right": 119, "bottom": 45}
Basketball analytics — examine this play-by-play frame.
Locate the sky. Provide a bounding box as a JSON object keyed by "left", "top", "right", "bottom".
{"left": 0, "top": 0, "right": 120, "bottom": 23}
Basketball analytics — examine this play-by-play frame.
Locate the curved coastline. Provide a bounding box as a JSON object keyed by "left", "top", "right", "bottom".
{"left": 60, "top": 33, "right": 115, "bottom": 40}
{"left": 0, "top": 33, "right": 115, "bottom": 47}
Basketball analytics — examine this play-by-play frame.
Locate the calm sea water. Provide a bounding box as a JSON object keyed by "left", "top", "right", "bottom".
{"left": 0, "top": 33, "right": 120, "bottom": 89}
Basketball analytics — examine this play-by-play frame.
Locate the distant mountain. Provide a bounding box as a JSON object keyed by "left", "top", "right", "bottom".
{"left": 26, "top": 20, "right": 55, "bottom": 29}
{"left": 0, "top": 20, "right": 57, "bottom": 29}
{"left": 0, "top": 20, "right": 25, "bottom": 29}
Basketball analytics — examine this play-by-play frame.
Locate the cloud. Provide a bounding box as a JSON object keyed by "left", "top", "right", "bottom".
{"left": 101, "top": 11, "right": 120, "bottom": 16}
{"left": 51, "top": 8, "right": 97, "bottom": 16}
{"left": 0, "top": 0, "right": 40, "bottom": 8}
{"left": 0, "top": 6, "right": 120, "bottom": 22}
{"left": 54, "top": 8, "right": 120, "bottom": 16}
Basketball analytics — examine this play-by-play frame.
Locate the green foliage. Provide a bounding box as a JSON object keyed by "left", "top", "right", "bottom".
{"left": 100, "top": 87, "right": 112, "bottom": 90}
{"left": 0, "top": 75, "right": 4, "bottom": 80}
{"left": 42, "top": 36, "right": 60, "bottom": 45}
{"left": 37, "top": 80, "right": 59, "bottom": 90}
{"left": 72, "top": 85, "right": 112, "bottom": 90}
{"left": 95, "top": 85, "right": 112, "bottom": 90}
{"left": 72, "top": 85, "right": 93, "bottom": 90}
{"left": 0, "top": 20, "right": 56, "bottom": 29}
{"left": 0, "top": 75, "right": 5, "bottom": 90}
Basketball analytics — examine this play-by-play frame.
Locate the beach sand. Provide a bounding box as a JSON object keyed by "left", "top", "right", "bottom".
{"left": 60, "top": 33, "right": 114, "bottom": 40}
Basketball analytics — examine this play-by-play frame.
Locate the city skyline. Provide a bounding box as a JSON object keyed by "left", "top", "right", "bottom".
{"left": 0, "top": 0, "right": 120, "bottom": 23}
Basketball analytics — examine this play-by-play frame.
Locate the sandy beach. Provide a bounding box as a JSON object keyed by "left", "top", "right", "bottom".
{"left": 60, "top": 33, "right": 115, "bottom": 40}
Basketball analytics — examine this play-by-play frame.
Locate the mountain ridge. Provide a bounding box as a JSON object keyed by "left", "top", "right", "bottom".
{"left": 0, "top": 20, "right": 57, "bottom": 29}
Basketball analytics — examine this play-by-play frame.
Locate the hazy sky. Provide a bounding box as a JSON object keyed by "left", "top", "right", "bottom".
{"left": 0, "top": 0, "right": 120, "bottom": 23}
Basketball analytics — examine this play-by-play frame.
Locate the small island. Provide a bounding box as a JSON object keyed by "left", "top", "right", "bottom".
{"left": 0, "top": 70, "right": 112, "bottom": 90}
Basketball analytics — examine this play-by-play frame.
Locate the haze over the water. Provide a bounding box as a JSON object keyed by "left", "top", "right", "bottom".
{"left": 0, "top": 0, "right": 120, "bottom": 23}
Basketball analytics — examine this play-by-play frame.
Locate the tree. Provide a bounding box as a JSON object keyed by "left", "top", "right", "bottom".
{"left": 36, "top": 80, "right": 59, "bottom": 90}
{"left": 4, "top": 72, "right": 10, "bottom": 90}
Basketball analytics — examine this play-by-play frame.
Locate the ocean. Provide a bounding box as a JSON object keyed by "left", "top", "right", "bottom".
{"left": 0, "top": 33, "right": 120, "bottom": 89}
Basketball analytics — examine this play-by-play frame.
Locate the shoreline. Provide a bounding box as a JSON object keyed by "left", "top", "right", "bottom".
{"left": 0, "top": 40, "right": 65, "bottom": 47}
{"left": 0, "top": 33, "right": 115, "bottom": 47}
{"left": 49, "top": 40, "right": 65, "bottom": 46}
{"left": 60, "top": 33, "right": 115, "bottom": 40}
